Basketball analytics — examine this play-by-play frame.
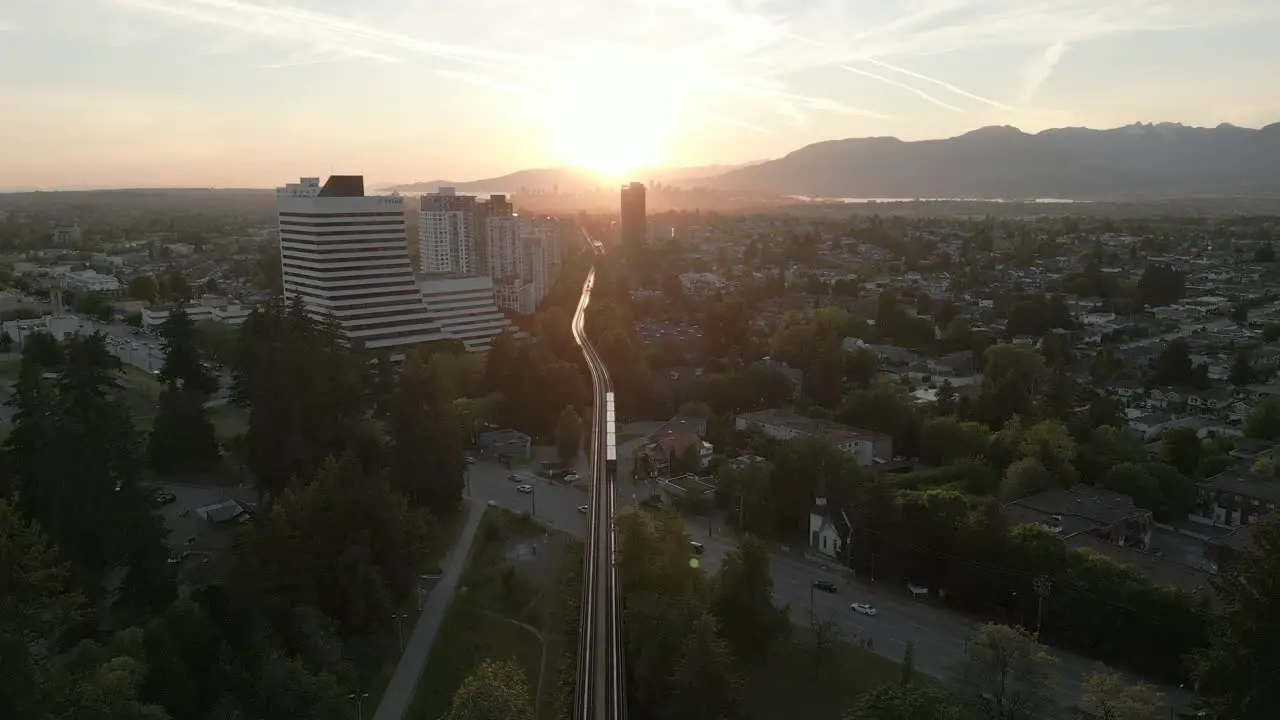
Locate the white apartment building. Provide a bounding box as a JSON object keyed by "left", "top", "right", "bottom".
{"left": 486, "top": 214, "right": 523, "bottom": 282}
{"left": 734, "top": 408, "right": 893, "bottom": 467}
{"left": 418, "top": 274, "right": 513, "bottom": 353}
{"left": 141, "top": 299, "right": 252, "bottom": 330}
{"left": 64, "top": 269, "right": 122, "bottom": 295}
{"left": 418, "top": 187, "right": 477, "bottom": 274}
{"left": 494, "top": 280, "right": 537, "bottom": 316}
{"left": 277, "top": 176, "right": 446, "bottom": 352}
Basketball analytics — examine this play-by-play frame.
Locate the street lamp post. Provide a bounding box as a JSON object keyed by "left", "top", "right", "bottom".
{"left": 530, "top": 484, "right": 537, "bottom": 517}
{"left": 809, "top": 583, "right": 815, "bottom": 624}
{"left": 464, "top": 465, "right": 471, "bottom": 497}
{"left": 349, "top": 692, "right": 369, "bottom": 720}
{"left": 392, "top": 613, "right": 408, "bottom": 652}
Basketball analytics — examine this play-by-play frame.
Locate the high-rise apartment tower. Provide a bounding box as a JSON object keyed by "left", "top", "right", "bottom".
{"left": 620, "top": 182, "right": 646, "bottom": 248}
{"left": 277, "top": 175, "right": 444, "bottom": 352}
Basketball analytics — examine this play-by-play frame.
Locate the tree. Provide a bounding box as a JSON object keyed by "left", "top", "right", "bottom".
{"left": 1231, "top": 349, "right": 1255, "bottom": 387}
{"left": 193, "top": 320, "right": 237, "bottom": 368}
{"left": 1160, "top": 426, "right": 1202, "bottom": 478}
{"left": 0, "top": 500, "right": 88, "bottom": 720}
{"left": 555, "top": 406, "right": 582, "bottom": 464}
{"left": 126, "top": 275, "right": 159, "bottom": 304}
{"left": 387, "top": 354, "right": 464, "bottom": 514}
{"left": 957, "top": 624, "right": 1056, "bottom": 720}
{"left": 1000, "top": 458, "right": 1055, "bottom": 501}
{"left": 1193, "top": 519, "right": 1280, "bottom": 719}
{"left": 147, "top": 389, "right": 220, "bottom": 474}
{"left": 663, "top": 613, "right": 745, "bottom": 720}
{"left": 234, "top": 299, "right": 368, "bottom": 501}
{"left": 158, "top": 307, "right": 217, "bottom": 396}
{"left": 1138, "top": 263, "right": 1184, "bottom": 307}
{"left": 236, "top": 456, "right": 429, "bottom": 633}
{"left": 844, "top": 684, "right": 965, "bottom": 720}
{"left": 4, "top": 334, "right": 172, "bottom": 614}
{"left": 1245, "top": 397, "right": 1280, "bottom": 441}
{"left": 1079, "top": 670, "right": 1164, "bottom": 720}
{"left": 709, "top": 534, "right": 787, "bottom": 657}
{"left": 0, "top": 329, "right": 11, "bottom": 353}
{"left": 1230, "top": 305, "right": 1248, "bottom": 325}
{"left": 444, "top": 659, "right": 534, "bottom": 720}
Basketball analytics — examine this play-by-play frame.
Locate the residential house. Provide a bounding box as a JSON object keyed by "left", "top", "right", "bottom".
{"left": 1187, "top": 388, "right": 1235, "bottom": 418}
{"left": 1204, "top": 512, "right": 1277, "bottom": 574}
{"left": 735, "top": 408, "right": 892, "bottom": 467}
{"left": 1128, "top": 410, "right": 1177, "bottom": 441}
{"left": 1147, "top": 388, "right": 1184, "bottom": 410}
{"left": 1004, "top": 484, "right": 1153, "bottom": 549}
{"left": 927, "top": 350, "right": 975, "bottom": 377}
{"left": 1194, "top": 462, "right": 1280, "bottom": 528}
{"left": 640, "top": 415, "right": 713, "bottom": 478}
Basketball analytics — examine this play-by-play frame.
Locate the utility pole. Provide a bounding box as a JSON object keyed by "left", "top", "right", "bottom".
{"left": 1033, "top": 576, "right": 1052, "bottom": 637}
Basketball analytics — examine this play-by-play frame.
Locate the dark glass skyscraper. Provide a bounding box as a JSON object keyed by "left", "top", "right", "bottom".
{"left": 620, "top": 182, "right": 646, "bottom": 248}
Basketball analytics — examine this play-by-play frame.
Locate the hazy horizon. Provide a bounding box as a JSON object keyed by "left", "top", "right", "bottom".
{"left": 3, "top": 0, "right": 1280, "bottom": 190}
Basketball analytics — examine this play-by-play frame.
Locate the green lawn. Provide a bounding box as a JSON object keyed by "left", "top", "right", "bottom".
{"left": 741, "top": 628, "right": 914, "bottom": 720}
{"left": 406, "top": 510, "right": 569, "bottom": 720}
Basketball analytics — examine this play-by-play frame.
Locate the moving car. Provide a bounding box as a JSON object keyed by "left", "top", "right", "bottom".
{"left": 487, "top": 500, "right": 498, "bottom": 507}
{"left": 851, "top": 602, "right": 878, "bottom": 616}
{"left": 564, "top": 472, "right": 581, "bottom": 482}
{"left": 516, "top": 484, "right": 533, "bottom": 494}
{"left": 689, "top": 541, "right": 705, "bottom": 555}
{"left": 578, "top": 505, "right": 589, "bottom": 514}
{"left": 812, "top": 580, "right": 838, "bottom": 593}
{"left": 507, "top": 474, "right": 521, "bottom": 482}
{"left": 465, "top": 455, "right": 477, "bottom": 464}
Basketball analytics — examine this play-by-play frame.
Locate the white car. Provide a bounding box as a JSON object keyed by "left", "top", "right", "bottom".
{"left": 507, "top": 474, "right": 521, "bottom": 482}
{"left": 487, "top": 499, "right": 498, "bottom": 507}
{"left": 564, "top": 473, "right": 581, "bottom": 482}
{"left": 516, "top": 484, "right": 533, "bottom": 494}
{"left": 851, "top": 602, "right": 878, "bottom": 616}
{"left": 578, "top": 505, "right": 589, "bottom": 514}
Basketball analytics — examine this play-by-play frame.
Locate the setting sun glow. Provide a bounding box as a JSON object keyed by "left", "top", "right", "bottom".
{"left": 549, "top": 47, "right": 671, "bottom": 180}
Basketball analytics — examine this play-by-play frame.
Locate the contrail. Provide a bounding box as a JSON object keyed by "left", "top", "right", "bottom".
{"left": 114, "top": 0, "right": 527, "bottom": 66}
{"left": 840, "top": 64, "right": 965, "bottom": 112}
{"left": 865, "top": 57, "right": 1012, "bottom": 110}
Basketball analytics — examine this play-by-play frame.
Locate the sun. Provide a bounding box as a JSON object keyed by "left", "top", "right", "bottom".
{"left": 548, "top": 46, "right": 671, "bottom": 180}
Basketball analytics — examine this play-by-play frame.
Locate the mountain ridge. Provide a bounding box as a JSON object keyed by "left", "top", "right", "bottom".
{"left": 701, "top": 122, "right": 1280, "bottom": 200}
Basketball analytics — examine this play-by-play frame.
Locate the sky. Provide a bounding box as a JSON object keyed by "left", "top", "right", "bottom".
{"left": 2, "top": 0, "right": 1280, "bottom": 190}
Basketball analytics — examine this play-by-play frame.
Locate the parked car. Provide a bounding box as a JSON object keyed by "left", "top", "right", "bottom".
{"left": 851, "top": 602, "right": 878, "bottom": 616}
{"left": 507, "top": 474, "right": 521, "bottom": 482}
{"left": 689, "top": 541, "right": 705, "bottom": 555}
{"left": 564, "top": 472, "right": 581, "bottom": 482}
{"left": 465, "top": 455, "right": 477, "bottom": 464}
{"left": 812, "top": 580, "right": 838, "bottom": 593}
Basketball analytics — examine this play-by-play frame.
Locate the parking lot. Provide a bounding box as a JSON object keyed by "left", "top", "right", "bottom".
{"left": 464, "top": 457, "right": 594, "bottom": 534}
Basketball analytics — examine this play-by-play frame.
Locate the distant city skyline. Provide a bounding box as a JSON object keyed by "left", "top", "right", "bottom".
{"left": 3, "top": 0, "right": 1279, "bottom": 190}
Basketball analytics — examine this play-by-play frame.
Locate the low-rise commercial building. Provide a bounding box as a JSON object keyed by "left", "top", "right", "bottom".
{"left": 734, "top": 407, "right": 893, "bottom": 466}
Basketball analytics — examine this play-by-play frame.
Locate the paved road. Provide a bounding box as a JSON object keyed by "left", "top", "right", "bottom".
{"left": 468, "top": 454, "right": 1197, "bottom": 718}
{"left": 371, "top": 500, "right": 486, "bottom": 720}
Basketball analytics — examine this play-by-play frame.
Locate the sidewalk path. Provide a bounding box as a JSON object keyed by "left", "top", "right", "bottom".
{"left": 372, "top": 501, "right": 487, "bottom": 720}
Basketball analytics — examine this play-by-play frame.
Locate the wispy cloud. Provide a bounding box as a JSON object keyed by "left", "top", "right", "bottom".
{"left": 1020, "top": 42, "right": 1068, "bottom": 104}
{"left": 840, "top": 64, "right": 965, "bottom": 113}
{"left": 435, "top": 70, "right": 547, "bottom": 99}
